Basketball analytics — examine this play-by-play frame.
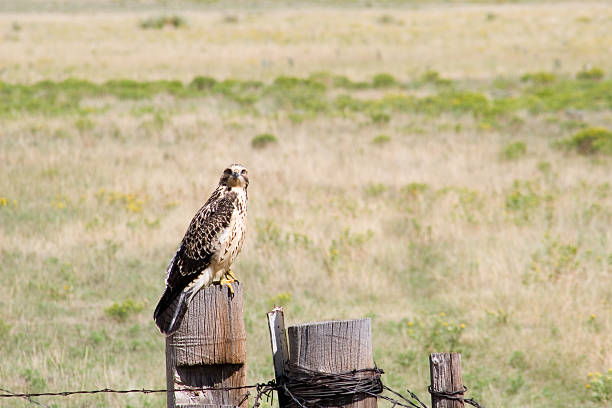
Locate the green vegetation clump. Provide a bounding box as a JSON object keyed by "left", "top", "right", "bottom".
{"left": 505, "top": 180, "right": 541, "bottom": 222}
{"left": 251, "top": 133, "right": 278, "bottom": 149}
{"left": 267, "top": 292, "right": 292, "bottom": 309}
{"left": 332, "top": 75, "right": 369, "bottom": 89}
{"left": 521, "top": 72, "right": 557, "bottom": 85}
{"left": 420, "top": 70, "right": 452, "bottom": 86}
{"left": 369, "top": 111, "right": 391, "bottom": 124}
{"left": 586, "top": 370, "right": 612, "bottom": 403}
{"left": 104, "top": 299, "right": 144, "bottom": 321}
{"left": 2, "top": 75, "right": 612, "bottom": 119}
{"left": 266, "top": 76, "right": 328, "bottom": 112}
{"left": 558, "top": 127, "right": 612, "bottom": 155}
{"left": 140, "top": 15, "right": 186, "bottom": 29}
{"left": 576, "top": 67, "right": 605, "bottom": 81}
{"left": 189, "top": 76, "right": 217, "bottom": 90}
{"left": 20, "top": 368, "right": 46, "bottom": 393}
{"left": 401, "top": 183, "right": 429, "bottom": 197}
{"left": 372, "top": 73, "right": 396, "bottom": 88}
{"left": 501, "top": 141, "right": 527, "bottom": 160}
{"left": 371, "top": 134, "right": 391, "bottom": 145}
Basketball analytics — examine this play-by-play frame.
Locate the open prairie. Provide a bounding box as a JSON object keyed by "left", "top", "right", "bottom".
{"left": 1, "top": 1, "right": 611, "bottom": 407}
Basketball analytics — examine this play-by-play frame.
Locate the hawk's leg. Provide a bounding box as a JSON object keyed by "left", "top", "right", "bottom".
{"left": 226, "top": 268, "right": 239, "bottom": 282}
{"left": 220, "top": 276, "right": 236, "bottom": 295}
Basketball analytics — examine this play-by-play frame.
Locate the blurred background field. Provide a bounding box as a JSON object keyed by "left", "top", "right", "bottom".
{"left": 1, "top": 1, "right": 611, "bottom": 407}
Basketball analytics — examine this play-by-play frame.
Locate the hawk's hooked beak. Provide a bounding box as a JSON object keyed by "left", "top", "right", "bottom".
{"left": 232, "top": 172, "right": 240, "bottom": 179}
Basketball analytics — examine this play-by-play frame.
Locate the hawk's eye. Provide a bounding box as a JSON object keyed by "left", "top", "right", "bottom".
{"left": 224, "top": 168, "right": 232, "bottom": 175}
{"left": 241, "top": 169, "right": 247, "bottom": 175}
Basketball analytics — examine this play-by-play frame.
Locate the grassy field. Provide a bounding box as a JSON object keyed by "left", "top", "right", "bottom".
{"left": 1, "top": 1, "right": 612, "bottom": 407}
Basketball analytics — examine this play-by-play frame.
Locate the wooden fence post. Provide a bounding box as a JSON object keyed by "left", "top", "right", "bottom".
{"left": 266, "top": 307, "right": 290, "bottom": 407}
{"left": 286, "top": 318, "right": 377, "bottom": 408}
{"left": 165, "top": 283, "right": 246, "bottom": 408}
{"left": 429, "top": 352, "right": 464, "bottom": 408}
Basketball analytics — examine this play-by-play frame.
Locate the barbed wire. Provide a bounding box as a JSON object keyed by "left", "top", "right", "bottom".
{"left": 428, "top": 385, "right": 484, "bottom": 408}
{"left": 0, "top": 388, "right": 52, "bottom": 408}
{"left": 0, "top": 384, "right": 256, "bottom": 398}
{"left": 1, "top": 374, "right": 485, "bottom": 408}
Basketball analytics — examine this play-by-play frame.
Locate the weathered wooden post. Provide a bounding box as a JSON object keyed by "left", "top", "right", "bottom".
{"left": 267, "top": 307, "right": 290, "bottom": 407}
{"left": 286, "top": 318, "right": 377, "bottom": 408}
{"left": 429, "top": 353, "right": 464, "bottom": 408}
{"left": 165, "top": 283, "right": 246, "bottom": 408}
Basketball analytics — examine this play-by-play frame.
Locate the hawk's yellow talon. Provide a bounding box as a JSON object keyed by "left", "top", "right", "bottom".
{"left": 226, "top": 269, "right": 238, "bottom": 281}
{"left": 220, "top": 276, "right": 236, "bottom": 294}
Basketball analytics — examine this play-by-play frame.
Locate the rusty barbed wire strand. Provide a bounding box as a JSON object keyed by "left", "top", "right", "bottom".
{"left": 0, "top": 384, "right": 257, "bottom": 398}
{"left": 428, "top": 385, "right": 485, "bottom": 408}
{"left": 1, "top": 368, "right": 485, "bottom": 408}
{"left": 0, "top": 388, "right": 51, "bottom": 408}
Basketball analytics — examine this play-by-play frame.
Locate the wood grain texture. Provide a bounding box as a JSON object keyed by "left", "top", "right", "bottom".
{"left": 165, "top": 283, "right": 246, "bottom": 408}
{"left": 286, "top": 319, "right": 376, "bottom": 408}
{"left": 267, "top": 307, "right": 290, "bottom": 407}
{"left": 429, "top": 353, "right": 464, "bottom": 408}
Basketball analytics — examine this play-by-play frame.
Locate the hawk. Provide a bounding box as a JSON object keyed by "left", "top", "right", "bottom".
{"left": 154, "top": 164, "right": 249, "bottom": 335}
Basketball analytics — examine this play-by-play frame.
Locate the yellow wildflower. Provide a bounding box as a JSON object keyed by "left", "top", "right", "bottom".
{"left": 460, "top": 323, "right": 466, "bottom": 329}
{"left": 440, "top": 312, "right": 446, "bottom": 317}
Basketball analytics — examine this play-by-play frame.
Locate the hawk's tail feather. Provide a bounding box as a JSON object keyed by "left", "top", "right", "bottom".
{"left": 153, "top": 288, "right": 188, "bottom": 336}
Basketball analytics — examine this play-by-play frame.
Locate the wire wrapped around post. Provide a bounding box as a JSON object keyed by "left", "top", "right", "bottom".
{"left": 280, "top": 364, "right": 383, "bottom": 408}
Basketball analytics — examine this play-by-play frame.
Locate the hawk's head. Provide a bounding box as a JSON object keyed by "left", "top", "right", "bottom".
{"left": 220, "top": 164, "right": 249, "bottom": 189}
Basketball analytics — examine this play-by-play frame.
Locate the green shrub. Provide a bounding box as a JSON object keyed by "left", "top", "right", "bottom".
{"left": 251, "top": 133, "right": 278, "bottom": 149}
{"left": 576, "top": 67, "right": 604, "bottom": 81}
{"left": 364, "top": 183, "right": 387, "bottom": 197}
{"left": 401, "top": 183, "right": 428, "bottom": 197}
{"left": 21, "top": 369, "right": 46, "bottom": 392}
{"left": 521, "top": 72, "right": 557, "bottom": 85}
{"left": 501, "top": 141, "right": 527, "bottom": 160}
{"left": 505, "top": 180, "right": 540, "bottom": 222}
{"left": 267, "top": 292, "right": 292, "bottom": 310}
{"left": 332, "top": 75, "right": 369, "bottom": 89}
{"left": 140, "top": 15, "right": 186, "bottom": 29}
{"left": 586, "top": 370, "right": 612, "bottom": 403}
{"left": 506, "top": 374, "right": 525, "bottom": 395}
{"left": 104, "top": 299, "right": 144, "bottom": 321}
{"left": 371, "top": 134, "right": 391, "bottom": 145}
{"left": 189, "top": 76, "right": 216, "bottom": 90}
{"left": 372, "top": 73, "right": 396, "bottom": 88}
{"left": 265, "top": 76, "right": 328, "bottom": 112}
{"left": 369, "top": 111, "right": 391, "bottom": 124}
{"left": 558, "top": 127, "right": 612, "bottom": 155}
{"left": 420, "top": 70, "right": 452, "bottom": 86}
{"left": 509, "top": 351, "right": 529, "bottom": 370}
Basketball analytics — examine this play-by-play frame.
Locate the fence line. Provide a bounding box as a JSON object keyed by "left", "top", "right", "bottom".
{"left": 0, "top": 378, "right": 484, "bottom": 408}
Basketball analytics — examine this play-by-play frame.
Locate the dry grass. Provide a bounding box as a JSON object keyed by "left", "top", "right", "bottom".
{"left": 1, "top": 2, "right": 612, "bottom": 408}
{"left": 1, "top": 2, "right": 612, "bottom": 82}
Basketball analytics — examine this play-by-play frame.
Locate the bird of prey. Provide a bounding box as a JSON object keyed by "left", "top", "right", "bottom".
{"left": 154, "top": 164, "right": 249, "bottom": 335}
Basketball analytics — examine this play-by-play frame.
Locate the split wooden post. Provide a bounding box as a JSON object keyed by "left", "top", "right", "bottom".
{"left": 266, "top": 307, "right": 290, "bottom": 407}
{"left": 165, "top": 283, "right": 247, "bottom": 408}
{"left": 286, "top": 318, "right": 377, "bottom": 408}
{"left": 429, "top": 353, "right": 464, "bottom": 408}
